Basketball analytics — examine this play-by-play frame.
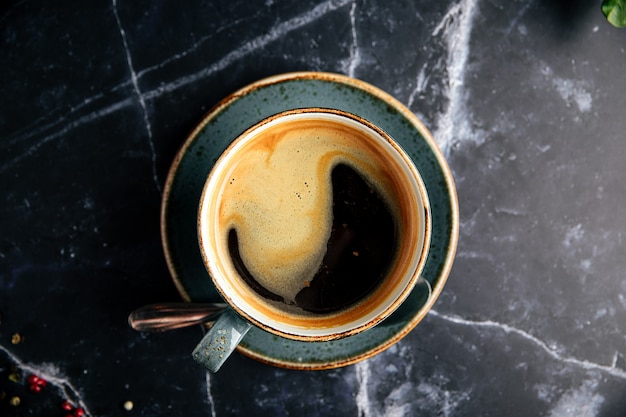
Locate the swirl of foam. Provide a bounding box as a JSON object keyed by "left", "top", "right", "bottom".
{"left": 217, "top": 118, "right": 398, "bottom": 304}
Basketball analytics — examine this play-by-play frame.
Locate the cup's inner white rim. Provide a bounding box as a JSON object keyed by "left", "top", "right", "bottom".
{"left": 198, "top": 109, "right": 430, "bottom": 339}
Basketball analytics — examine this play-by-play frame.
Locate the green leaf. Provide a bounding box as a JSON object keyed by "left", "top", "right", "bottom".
{"left": 602, "top": 0, "right": 626, "bottom": 27}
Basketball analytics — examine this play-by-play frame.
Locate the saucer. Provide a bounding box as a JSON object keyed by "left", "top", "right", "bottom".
{"left": 161, "top": 72, "right": 459, "bottom": 370}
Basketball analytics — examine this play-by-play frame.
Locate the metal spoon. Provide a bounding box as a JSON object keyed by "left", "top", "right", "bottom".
{"left": 128, "top": 302, "right": 227, "bottom": 332}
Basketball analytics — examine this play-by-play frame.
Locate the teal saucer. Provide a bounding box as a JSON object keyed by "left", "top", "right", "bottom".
{"left": 161, "top": 72, "right": 459, "bottom": 370}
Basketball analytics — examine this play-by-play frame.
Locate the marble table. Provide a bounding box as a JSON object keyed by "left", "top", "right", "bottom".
{"left": 2, "top": 0, "right": 625, "bottom": 416}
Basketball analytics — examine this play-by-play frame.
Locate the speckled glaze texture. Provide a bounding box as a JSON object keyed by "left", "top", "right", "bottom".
{"left": 162, "top": 72, "right": 457, "bottom": 369}
{"left": 2, "top": 0, "right": 626, "bottom": 416}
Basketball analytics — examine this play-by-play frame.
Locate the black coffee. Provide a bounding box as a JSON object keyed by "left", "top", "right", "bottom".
{"left": 212, "top": 115, "right": 410, "bottom": 318}
{"left": 228, "top": 163, "right": 397, "bottom": 313}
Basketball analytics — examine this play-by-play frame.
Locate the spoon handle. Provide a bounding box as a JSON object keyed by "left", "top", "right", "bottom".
{"left": 128, "top": 303, "right": 227, "bottom": 332}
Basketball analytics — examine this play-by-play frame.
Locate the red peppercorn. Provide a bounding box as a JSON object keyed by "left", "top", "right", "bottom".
{"left": 27, "top": 374, "right": 47, "bottom": 393}
{"left": 61, "top": 400, "right": 74, "bottom": 411}
{"left": 74, "top": 407, "right": 85, "bottom": 417}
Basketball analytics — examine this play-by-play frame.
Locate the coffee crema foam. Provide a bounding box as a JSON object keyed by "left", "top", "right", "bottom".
{"left": 214, "top": 116, "right": 403, "bottom": 312}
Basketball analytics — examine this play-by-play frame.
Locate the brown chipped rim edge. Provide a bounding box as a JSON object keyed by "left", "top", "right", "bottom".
{"left": 160, "top": 71, "right": 460, "bottom": 371}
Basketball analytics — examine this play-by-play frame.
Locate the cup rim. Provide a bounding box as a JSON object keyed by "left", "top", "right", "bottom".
{"left": 197, "top": 107, "right": 431, "bottom": 342}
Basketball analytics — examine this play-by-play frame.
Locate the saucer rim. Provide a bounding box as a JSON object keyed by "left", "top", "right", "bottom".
{"left": 160, "top": 71, "right": 459, "bottom": 370}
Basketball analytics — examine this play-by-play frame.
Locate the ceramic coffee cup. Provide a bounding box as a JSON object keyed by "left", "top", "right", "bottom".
{"left": 191, "top": 107, "right": 431, "bottom": 372}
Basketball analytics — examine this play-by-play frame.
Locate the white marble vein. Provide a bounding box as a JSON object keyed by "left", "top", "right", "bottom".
{"left": 205, "top": 371, "right": 217, "bottom": 417}
{"left": 143, "top": 0, "right": 353, "bottom": 100}
{"left": 112, "top": 0, "right": 161, "bottom": 194}
{"left": 355, "top": 353, "right": 469, "bottom": 417}
{"left": 539, "top": 63, "right": 593, "bottom": 113}
{"left": 6, "top": 8, "right": 265, "bottom": 150}
{"left": 428, "top": 309, "right": 626, "bottom": 380}
{"left": 547, "top": 379, "right": 604, "bottom": 417}
{"left": 355, "top": 307, "right": 624, "bottom": 416}
{"left": 0, "top": 344, "right": 91, "bottom": 415}
{"left": 136, "top": 9, "right": 266, "bottom": 79}
{"left": 4, "top": 87, "right": 117, "bottom": 149}
{"left": 0, "top": 98, "right": 134, "bottom": 175}
{"left": 431, "top": 0, "right": 481, "bottom": 156}
{"left": 552, "top": 76, "right": 593, "bottom": 113}
{"left": 3, "top": 0, "right": 352, "bottom": 175}
{"left": 342, "top": 0, "right": 362, "bottom": 78}
{"left": 355, "top": 358, "right": 372, "bottom": 417}
{"left": 407, "top": 64, "right": 428, "bottom": 109}
{"left": 504, "top": 0, "right": 534, "bottom": 37}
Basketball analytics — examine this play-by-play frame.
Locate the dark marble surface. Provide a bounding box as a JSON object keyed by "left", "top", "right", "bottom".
{"left": 2, "top": 0, "right": 626, "bottom": 416}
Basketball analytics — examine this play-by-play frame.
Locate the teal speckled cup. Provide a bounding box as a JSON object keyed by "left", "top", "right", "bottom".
{"left": 193, "top": 108, "right": 431, "bottom": 372}
{"left": 161, "top": 72, "right": 459, "bottom": 372}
